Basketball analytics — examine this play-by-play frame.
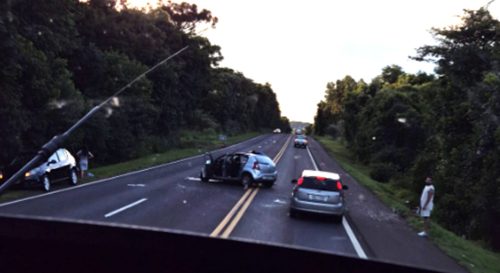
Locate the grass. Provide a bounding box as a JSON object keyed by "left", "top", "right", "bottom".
{"left": 316, "top": 136, "right": 500, "bottom": 273}
{"left": 0, "top": 131, "right": 261, "bottom": 204}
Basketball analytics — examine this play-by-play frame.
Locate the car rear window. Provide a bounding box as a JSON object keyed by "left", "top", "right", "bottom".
{"left": 296, "top": 135, "right": 306, "bottom": 139}
{"left": 300, "top": 176, "right": 340, "bottom": 191}
{"left": 255, "top": 155, "right": 274, "bottom": 165}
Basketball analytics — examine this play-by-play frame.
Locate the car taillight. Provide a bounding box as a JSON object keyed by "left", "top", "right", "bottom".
{"left": 297, "top": 177, "right": 304, "bottom": 186}
{"left": 336, "top": 181, "right": 342, "bottom": 190}
{"left": 253, "top": 161, "right": 260, "bottom": 170}
{"left": 316, "top": 176, "right": 326, "bottom": 181}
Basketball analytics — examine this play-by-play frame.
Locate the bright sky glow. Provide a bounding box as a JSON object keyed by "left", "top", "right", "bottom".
{"left": 127, "top": 0, "right": 499, "bottom": 122}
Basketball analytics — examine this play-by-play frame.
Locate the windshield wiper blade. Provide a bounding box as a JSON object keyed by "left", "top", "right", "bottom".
{"left": 0, "top": 46, "right": 189, "bottom": 195}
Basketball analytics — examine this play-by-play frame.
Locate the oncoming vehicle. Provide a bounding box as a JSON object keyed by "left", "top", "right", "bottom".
{"left": 294, "top": 128, "right": 303, "bottom": 135}
{"left": 200, "top": 151, "right": 278, "bottom": 188}
{"left": 293, "top": 135, "right": 308, "bottom": 148}
{"left": 273, "top": 128, "right": 281, "bottom": 134}
{"left": 23, "top": 148, "right": 79, "bottom": 192}
{"left": 289, "top": 170, "right": 348, "bottom": 220}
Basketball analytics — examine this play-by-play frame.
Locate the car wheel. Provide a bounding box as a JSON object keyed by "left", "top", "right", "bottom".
{"left": 41, "top": 175, "right": 50, "bottom": 192}
{"left": 242, "top": 174, "right": 253, "bottom": 189}
{"left": 69, "top": 168, "right": 78, "bottom": 185}
{"left": 333, "top": 215, "right": 343, "bottom": 223}
{"left": 289, "top": 208, "right": 298, "bottom": 218}
{"left": 200, "top": 169, "right": 209, "bottom": 182}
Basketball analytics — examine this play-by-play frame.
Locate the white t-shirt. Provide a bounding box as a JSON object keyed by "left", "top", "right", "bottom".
{"left": 420, "top": 184, "right": 435, "bottom": 211}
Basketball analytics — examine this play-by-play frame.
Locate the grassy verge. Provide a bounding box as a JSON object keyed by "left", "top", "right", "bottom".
{"left": 0, "top": 131, "right": 261, "bottom": 204}
{"left": 316, "top": 136, "right": 500, "bottom": 273}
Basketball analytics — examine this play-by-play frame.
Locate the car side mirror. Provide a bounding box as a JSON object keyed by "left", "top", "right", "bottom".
{"left": 291, "top": 179, "right": 297, "bottom": 184}
{"left": 343, "top": 185, "right": 349, "bottom": 190}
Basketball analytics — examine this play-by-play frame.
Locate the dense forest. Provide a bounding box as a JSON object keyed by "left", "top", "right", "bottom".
{"left": 314, "top": 8, "right": 500, "bottom": 249}
{"left": 0, "top": 0, "right": 291, "bottom": 167}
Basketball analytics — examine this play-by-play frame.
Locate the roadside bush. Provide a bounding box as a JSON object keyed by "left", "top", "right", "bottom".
{"left": 369, "top": 163, "right": 397, "bottom": 183}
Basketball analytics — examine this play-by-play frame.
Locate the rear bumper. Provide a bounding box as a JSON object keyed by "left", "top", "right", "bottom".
{"left": 253, "top": 171, "right": 278, "bottom": 183}
{"left": 290, "top": 197, "right": 345, "bottom": 216}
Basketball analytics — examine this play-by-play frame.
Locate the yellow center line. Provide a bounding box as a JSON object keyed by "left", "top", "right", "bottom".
{"left": 210, "top": 134, "right": 291, "bottom": 237}
{"left": 210, "top": 188, "right": 254, "bottom": 237}
{"left": 273, "top": 135, "right": 292, "bottom": 163}
{"left": 221, "top": 188, "right": 259, "bottom": 238}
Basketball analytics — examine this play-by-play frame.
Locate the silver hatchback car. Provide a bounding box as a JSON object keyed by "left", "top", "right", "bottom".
{"left": 289, "top": 170, "right": 348, "bottom": 220}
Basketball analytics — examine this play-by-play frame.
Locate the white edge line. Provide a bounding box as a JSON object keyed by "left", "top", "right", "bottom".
{"left": 306, "top": 146, "right": 319, "bottom": 170}
{"left": 104, "top": 198, "right": 147, "bottom": 218}
{"left": 342, "top": 217, "right": 368, "bottom": 259}
{"left": 305, "top": 145, "right": 368, "bottom": 259}
{"left": 0, "top": 135, "right": 269, "bottom": 208}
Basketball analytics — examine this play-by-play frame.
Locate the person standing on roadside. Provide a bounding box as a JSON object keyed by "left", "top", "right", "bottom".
{"left": 77, "top": 147, "right": 94, "bottom": 179}
{"left": 418, "top": 177, "right": 435, "bottom": 237}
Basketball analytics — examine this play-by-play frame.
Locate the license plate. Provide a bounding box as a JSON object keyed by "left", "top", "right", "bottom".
{"left": 309, "top": 195, "right": 327, "bottom": 202}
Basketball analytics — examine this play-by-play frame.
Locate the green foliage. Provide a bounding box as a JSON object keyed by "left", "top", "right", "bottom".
{"left": 313, "top": 8, "right": 500, "bottom": 249}
{"left": 369, "top": 163, "right": 397, "bottom": 183}
{"left": 0, "top": 1, "right": 286, "bottom": 175}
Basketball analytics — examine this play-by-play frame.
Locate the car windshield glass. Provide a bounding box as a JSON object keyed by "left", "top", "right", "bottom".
{"left": 1, "top": 1, "right": 498, "bottom": 272}
{"left": 300, "top": 177, "right": 339, "bottom": 191}
{"left": 255, "top": 155, "right": 273, "bottom": 165}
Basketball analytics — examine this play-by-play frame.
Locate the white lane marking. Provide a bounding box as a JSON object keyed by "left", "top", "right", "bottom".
{"left": 306, "top": 146, "right": 319, "bottom": 170}
{"left": 305, "top": 145, "right": 368, "bottom": 259}
{"left": 104, "top": 198, "right": 147, "bottom": 218}
{"left": 127, "top": 184, "right": 145, "bottom": 187}
{"left": 186, "top": 177, "right": 201, "bottom": 181}
{"left": 273, "top": 199, "right": 287, "bottom": 204}
{"left": 342, "top": 218, "right": 368, "bottom": 259}
{"left": 0, "top": 135, "right": 268, "bottom": 208}
{"left": 185, "top": 176, "right": 220, "bottom": 183}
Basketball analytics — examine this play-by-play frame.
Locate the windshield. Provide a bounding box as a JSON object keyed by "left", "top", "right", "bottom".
{"left": 255, "top": 155, "right": 274, "bottom": 165}
{"left": 0, "top": 1, "right": 498, "bottom": 273}
{"left": 300, "top": 177, "right": 339, "bottom": 191}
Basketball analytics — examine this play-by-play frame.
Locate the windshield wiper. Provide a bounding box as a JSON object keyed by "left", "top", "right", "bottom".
{"left": 0, "top": 46, "right": 189, "bottom": 195}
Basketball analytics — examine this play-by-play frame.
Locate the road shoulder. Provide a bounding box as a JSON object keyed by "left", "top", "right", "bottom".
{"left": 308, "top": 137, "right": 469, "bottom": 273}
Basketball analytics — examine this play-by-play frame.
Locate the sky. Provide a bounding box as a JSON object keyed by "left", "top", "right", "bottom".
{"left": 128, "top": 0, "right": 500, "bottom": 123}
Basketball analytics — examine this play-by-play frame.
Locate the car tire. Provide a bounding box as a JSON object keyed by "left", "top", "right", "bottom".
{"left": 289, "top": 208, "right": 298, "bottom": 218}
{"left": 41, "top": 175, "right": 50, "bottom": 192}
{"left": 242, "top": 174, "right": 253, "bottom": 189}
{"left": 200, "top": 170, "right": 209, "bottom": 182}
{"left": 69, "top": 168, "right": 78, "bottom": 185}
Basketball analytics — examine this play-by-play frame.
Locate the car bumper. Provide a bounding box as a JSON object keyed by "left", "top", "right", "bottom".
{"left": 253, "top": 172, "right": 278, "bottom": 182}
{"left": 290, "top": 197, "right": 345, "bottom": 216}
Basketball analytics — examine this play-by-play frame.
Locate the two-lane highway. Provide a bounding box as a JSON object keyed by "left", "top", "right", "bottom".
{"left": 0, "top": 134, "right": 363, "bottom": 258}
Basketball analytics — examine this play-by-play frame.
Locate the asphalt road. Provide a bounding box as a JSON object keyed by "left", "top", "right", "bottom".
{"left": 0, "top": 134, "right": 467, "bottom": 273}
{"left": 0, "top": 134, "right": 358, "bottom": 257}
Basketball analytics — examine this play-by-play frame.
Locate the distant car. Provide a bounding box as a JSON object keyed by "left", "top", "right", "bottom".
{"left": 273, "top": 128, "right": 281, "bottom": 134}
{"left": 294, "top": 135, "right": 308, "bottom": 148}
{"left": 200, "top": 151, "right": 278, "bottom": 188}
{"left": 23, "top": 148, "right": 79, "bottom": 192}
{"left": 289, "top": 170, "right": 348, "bottom": 221}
